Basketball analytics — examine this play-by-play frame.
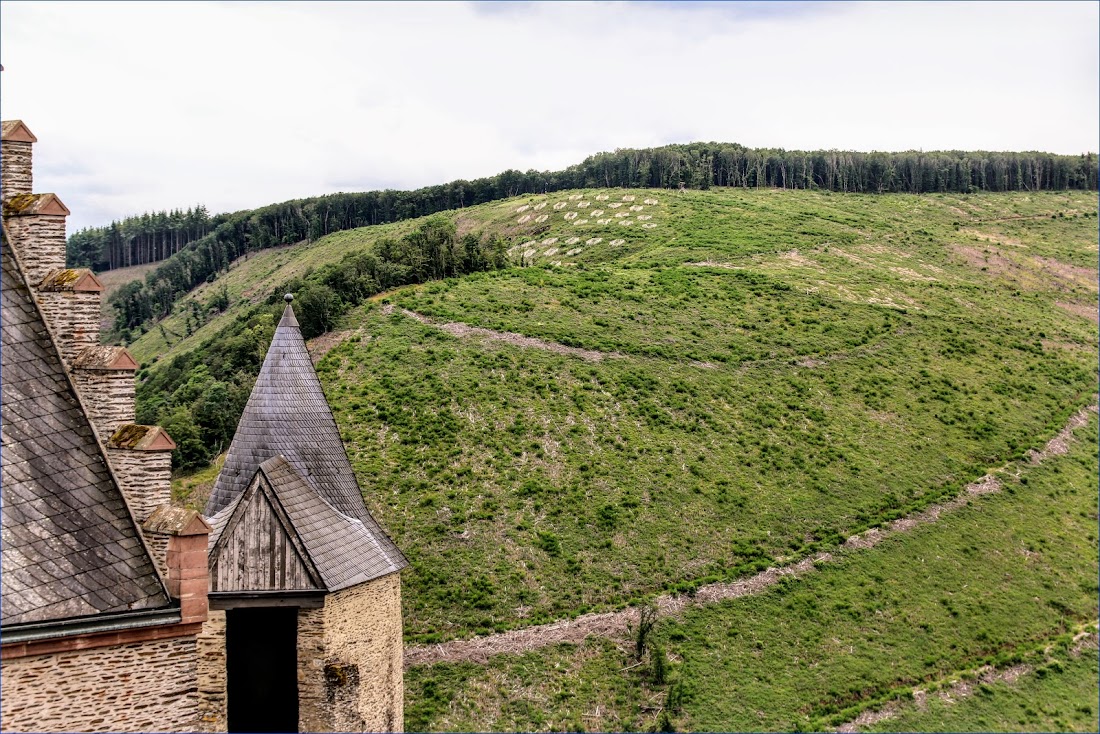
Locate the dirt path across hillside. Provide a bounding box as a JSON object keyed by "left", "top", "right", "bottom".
{"left": 386, "top": 305, "right": 620, "bottom": 362}
{"left": 306, "top": 329, "right": 362, "bottom": 365}
{"left": 836, "top": 627, "right": 1099, "bottom": 732}
{"left": 403, "top": 403, "right": 1097, "bottom": 669}
{"left": 388, "top": 306, "right": 719, "bottom": 369}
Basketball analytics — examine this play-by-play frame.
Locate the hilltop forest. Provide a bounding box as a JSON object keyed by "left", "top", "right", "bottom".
{"left": 67, "top": 143, "right": 1097, "bottom": 340}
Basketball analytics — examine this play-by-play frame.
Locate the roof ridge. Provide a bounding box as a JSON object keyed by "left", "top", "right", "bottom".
{"left": 1, "top": 230, "right": 171, "bottom": 603}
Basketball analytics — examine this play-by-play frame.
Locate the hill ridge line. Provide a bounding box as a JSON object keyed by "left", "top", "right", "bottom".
{"left": 402, "top": 402, "right": 1097, "bottom": 669}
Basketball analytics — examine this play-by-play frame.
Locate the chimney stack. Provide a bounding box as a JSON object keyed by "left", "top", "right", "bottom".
{"left": 1, "top": 120, "right": 36, "bottom": 200}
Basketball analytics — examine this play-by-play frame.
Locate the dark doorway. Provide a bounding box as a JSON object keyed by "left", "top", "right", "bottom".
{"left": 226, "top": 607, "right": 299, "bottom": 733}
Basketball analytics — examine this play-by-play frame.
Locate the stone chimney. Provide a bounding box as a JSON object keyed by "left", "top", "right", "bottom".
{"left": 143, "top": 507, "right": 212, "bottom": 625}
{"left": 3, "top": 193, "right": 70, "bottom": 289}
{"left": 70, "top": 346, "right": 140, "bottom": 439}
{"left": 1, "top": 119, "right": 190, "bottom": 587}
{"left": 107, "top": 424, "right": 177, "bottom": 524}
{"left": 1, "top": 120, "right": 36, "bottom": 200}
{"left": 37, "top": 271, "right": 105, "bottom": 365}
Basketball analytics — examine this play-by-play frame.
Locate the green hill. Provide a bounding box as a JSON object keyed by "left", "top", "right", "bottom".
{"left": 142, "top": 187, "right": 1097, "bottom": 730}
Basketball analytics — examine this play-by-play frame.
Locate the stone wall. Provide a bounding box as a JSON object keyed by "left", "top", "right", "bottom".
{"left": 0, "top": 637, "right": 200, "bottom": 733}
{"left": 196, "top": 573, "right": 404, "bottom": 733}
{"left": 36, "top": 291, "right": 100, "bottom": 365}
{"left": 3, "top": 214, "right": 65, "bottom": 287}
{"left": 324, "top": 574, "right": 404, "bottom": 732}
{"left": 71, "top": 370, "right": 136, "bottom": 439}
{"left": 0, "top": 140, "right": 32, "bottom": 199}
{"left": 107, "top": 448, "right": 172, "bottom": 524}
{"left": 297, "top": 606, "right": 329, "bottom": 732}
{"left": 196, "top": 611, "right": 227, "bottom": 733}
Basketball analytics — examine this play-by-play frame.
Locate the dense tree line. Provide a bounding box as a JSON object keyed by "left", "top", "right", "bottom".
{"left": 136, "top": 217, "right": 508, "bottom": 468}
{"left": 67, "top": 205, "right": 223, "bottom": 272}
{"left": 580, "top": 144, "right": 1098, "bottom": 193}
{"left": 82, "top": 142, "right": 1097, "bottom": 337}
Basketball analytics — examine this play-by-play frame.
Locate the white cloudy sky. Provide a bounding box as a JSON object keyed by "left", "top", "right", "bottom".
{"left": 2, "top": 1, "right": 1097, "bottom": 232}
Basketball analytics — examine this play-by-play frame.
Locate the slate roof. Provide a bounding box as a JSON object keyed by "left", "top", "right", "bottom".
{"left": 209, "top": 456, "right": 400, "bottom": 591}
{"left": 205, "top": 301, "right": 406, "bottom": 584}
{"left": 1, "top": 240, "right": 170, "bottom": 627}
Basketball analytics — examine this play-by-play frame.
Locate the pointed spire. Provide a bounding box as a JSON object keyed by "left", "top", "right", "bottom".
{"left": 279, "top": 292, "right": 298, "bottom": 328}
{"left": 204, "top": 290, "right": 406, "bottom": 577}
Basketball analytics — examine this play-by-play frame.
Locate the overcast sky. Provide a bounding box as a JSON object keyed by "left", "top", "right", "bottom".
{"left": 2, "top": 1, "right": 1097, "bottom": 232}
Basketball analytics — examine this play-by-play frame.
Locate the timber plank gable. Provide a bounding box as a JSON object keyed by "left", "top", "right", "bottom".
{"left": 210, "top": 473, "right": 322, "bottom": 593}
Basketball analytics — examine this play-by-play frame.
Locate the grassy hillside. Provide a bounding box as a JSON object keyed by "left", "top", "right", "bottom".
{"left": 154, "top": 186, "right": 1098, "bottom": 727}
{"left": 404, "top": 414, "right": 1099, "bottom": 731}
{"left": 156, "top": 188, "right": 1097, "bottom": 633}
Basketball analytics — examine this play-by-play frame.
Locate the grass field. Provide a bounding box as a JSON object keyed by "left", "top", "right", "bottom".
{"left": 158, "top": 189, "right": 1098, "bottom": 639}
{"left": 403, "top": 415, "right": 1098, "bottom": 731}
{"left": 864, "top": 644, "right": 1099, "bottom": 732}
{"left": 153, "top": 186, "right": 1098, "bottom": 729}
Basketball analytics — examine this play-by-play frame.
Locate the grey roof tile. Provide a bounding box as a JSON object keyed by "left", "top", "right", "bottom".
{"left": 1, "top": 245, "right": 170, "bottom": 627}
{"left": 259, "top": 456, "right": 400, "bottom": 590}
{"left": 205, "top": 303, "right": 406, "bottom": 585}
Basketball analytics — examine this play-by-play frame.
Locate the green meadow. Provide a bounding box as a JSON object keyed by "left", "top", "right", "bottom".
{"left": 150, "top": 186, "right": 1097, "bottom": 729}
{"left": 404, "top": 416, "right": 1098, "bottom": 731}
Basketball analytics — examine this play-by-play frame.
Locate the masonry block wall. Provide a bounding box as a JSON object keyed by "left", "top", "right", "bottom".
{"left": 196, "top": 611, "right": 227, "bottom": 733}
{"left": 36, "top": 291, "right": 101, "bottom": 364}
{"left": 0, "top": 138, "right": 33, "bottom": 199}
{"left": 297, "top": 607, "right": 328, "bottom": 732}
{"left": 324, "top": 574, "right": 404, "bottom": 732}
{"left": 0, "top": 638, "right": 201, "bottom": 733}
{"left": 70, "top": 370, "right": 137, "bottom": 439}
{"left": 107, "top": 449, "right": 172, "bottom": 523}
{"left": 3, "top": 213, "right": 67, "bottom": 287}
{"left": 196, "top": 573, "right": 403, "bottom": 733}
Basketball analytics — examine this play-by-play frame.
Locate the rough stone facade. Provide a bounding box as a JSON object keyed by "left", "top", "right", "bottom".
{"left": 107, "top": 448, "right": 172, "bottom": 523}
{"left": 3, "top": 214, "right": 66, "bottom": 287}
{"left": 196, "top": 611, "right": 228, "bottom": 733}
{"left": 0, "top": 637, "right": 200, "bottom": 733}
{"left": 323, "top": 574, "right": 404, "bottom": 732}
{"left": 71, "top": 370, "right": 136, "bottom": 439}
{"left": 195, "top": 573, "right": 403, "bottom": 732}
{"left": 0, "top": 140, "right": 32, "bottom": 199}
{"left": 297, "top": 606, "right": 329, "bottom": 732}
{"left": 35, "top": 290, "right": 101, "bottom": 364}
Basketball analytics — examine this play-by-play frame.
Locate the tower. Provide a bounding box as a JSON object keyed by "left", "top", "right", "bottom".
{"left": 198, "top": 295, "right": 407, "bottom": 733}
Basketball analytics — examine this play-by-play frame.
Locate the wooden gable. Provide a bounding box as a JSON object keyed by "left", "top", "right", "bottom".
{"left": 209, "top": 472, "right": 322, "bottom": 593}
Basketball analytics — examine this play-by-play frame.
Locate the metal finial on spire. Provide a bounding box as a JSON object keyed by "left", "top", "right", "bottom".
{"left": 284, "top": 293, "right": 294, "bottom": 303}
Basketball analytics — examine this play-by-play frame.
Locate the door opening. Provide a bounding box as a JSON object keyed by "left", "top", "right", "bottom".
{"left": 226, "top": 607, "right": 299, "bottom": 733}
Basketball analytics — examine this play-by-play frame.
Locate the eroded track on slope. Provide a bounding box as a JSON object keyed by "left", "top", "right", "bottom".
{"left": 403, "top": 403, "right": 1097, "bottom": 668}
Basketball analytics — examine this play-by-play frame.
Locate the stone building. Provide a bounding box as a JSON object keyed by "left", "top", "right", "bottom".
{"left": 197, "top": 294, "right": 408, "bottom": 732}
{"left": 1, "top": 117, "right": 407, "bottom": 733}
{"left": 1, "top": 119, "right": 211, "bottom": 732}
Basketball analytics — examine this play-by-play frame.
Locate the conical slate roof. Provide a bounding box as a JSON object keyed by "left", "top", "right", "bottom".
{"left": 205, "top": 300, "right": 406, "bottom": 579}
